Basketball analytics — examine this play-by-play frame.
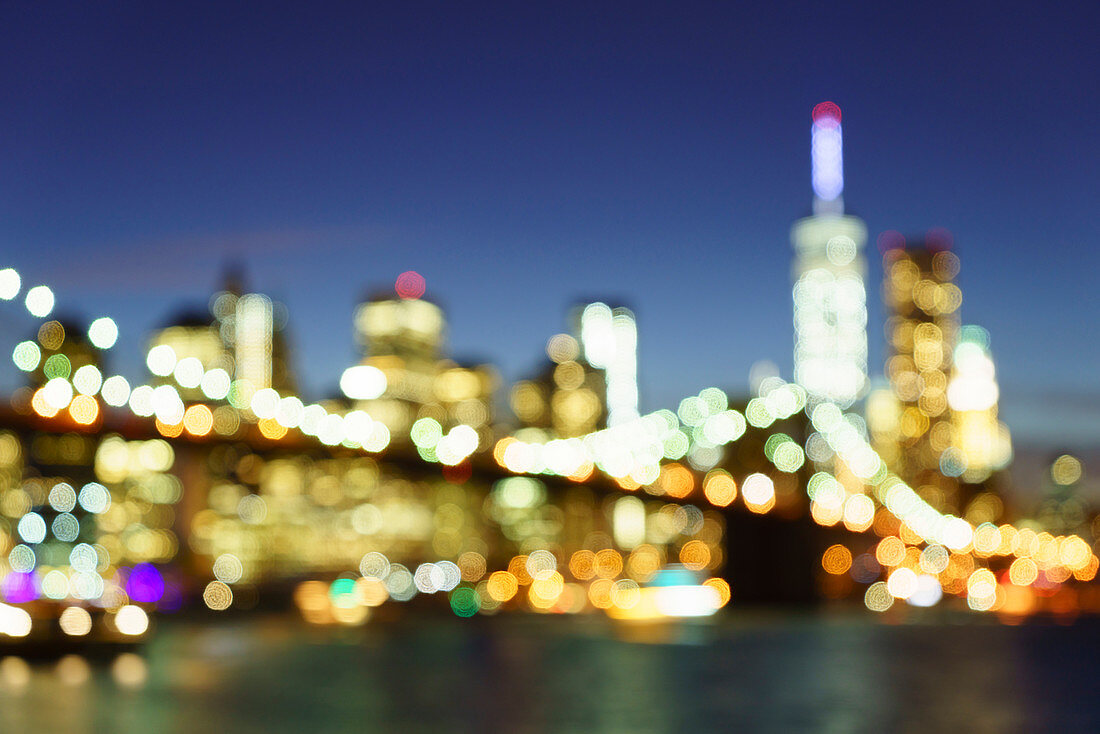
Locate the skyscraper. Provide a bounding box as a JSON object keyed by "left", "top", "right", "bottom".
{"left": 147, "top": 309, "right": 227, "bottom": 402}
{"left": 791, "top": 102, "right": 868, "bottom": 408}
{"left": 510, "top": 329, "right": 607, "bottom": 439}
{"left": 234, "top": 293, "right": 274, "bottom": 392}
{"left": 876, "top": 232, "right": 963, "bottom": 511}
{"left": 508, "top": 300, "right": 638, "bottom": 439}
{"left": 578, "top": 302, "right": 639, "bottom": 427}
{"left": 147, "top": 270, "right": 296, "bottom": 404}
{"left": 348, "top": 275, "right": 498, "bottom": 451}
{"left": 868, "top": 233, "right": 1012, "bottom": 518}
{"left": 350, "top": 286, "right": 446, "bottom": 439}
{"left": 947, "top": 325, "right": 1012, "bottom": 484}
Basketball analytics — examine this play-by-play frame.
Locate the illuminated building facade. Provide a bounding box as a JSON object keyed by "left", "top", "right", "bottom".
{"left": 148, "top": 275, "right": 296, "bottom": 403}
{"left": 0, "top": 426, "right": 176, "bottom": 640}
{"left": 432, "top": 360, "right": 499, "bottom": 449}
{"left": 4, "top": 250, "right": 1097, "bottom": 625}
{"left": 874, "top": 233, "right": 964, "bottom": 511}
{"left": 947, "top": 325, "right": 1012, "bottom": 484}
{"left": 511, "top": 331, "right": 607, "bottom": 439}
{"left": 349, "top": 280, "right": 496, "bottom": 451}
{"left": 791, "top": 102, "right": 869, "bottom": 408}
{"left": 579, "top": 303, "right": 639, "bottom": 427}
{"left": 234, "top": 293, "right": 274, "bottom": 392}
{"left": 350, "top": 289, "right": 445, "bottom": 440}
{"left": 215, "top": 285, "right": 296, "bottom": 397}
{"left": 148, "top": 311, "right": 230, "bottom": 401}
{"left": 510, "top": 300, "right": 637, "bottom": 439}
{"left": 187, "top": 439, "right": 726, "bottom": 622}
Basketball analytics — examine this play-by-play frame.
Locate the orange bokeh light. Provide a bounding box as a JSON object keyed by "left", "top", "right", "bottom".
{"left": 68, "top": 395, "right": 99, "bottom": 425}
{"left": 703, "top": 470, "right": 736, "bottom": 507}
{"left": 183, "top": 404, "right": 214, "bottom": 437}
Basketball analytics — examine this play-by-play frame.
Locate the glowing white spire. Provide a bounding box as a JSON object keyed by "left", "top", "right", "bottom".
{"left": 811, "top": 101, "right": 844, "bottom": 214}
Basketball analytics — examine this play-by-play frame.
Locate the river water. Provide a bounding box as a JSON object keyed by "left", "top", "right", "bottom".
{"left": 0, "top": 612, "right": 1096, "bottom": 733}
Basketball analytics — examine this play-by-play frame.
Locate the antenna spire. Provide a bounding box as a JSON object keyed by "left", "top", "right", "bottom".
{"left": 811, "top": 101, "right": 844, "bottom": 215}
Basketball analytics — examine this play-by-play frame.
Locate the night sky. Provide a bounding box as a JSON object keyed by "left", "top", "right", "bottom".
{"left": 0, "top": 2, "right": 1096, "bottom": 449}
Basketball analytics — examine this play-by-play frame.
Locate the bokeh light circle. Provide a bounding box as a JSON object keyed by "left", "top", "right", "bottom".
{"left": 395, "top": 271, "right": 426, "bottom": 299}
{"left": 812, "top": 101, "right": 841, "bottom": 124}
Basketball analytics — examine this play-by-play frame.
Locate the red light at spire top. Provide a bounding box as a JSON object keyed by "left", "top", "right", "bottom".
{"left": 395, "top": 271, "right": 426, "bottom": 299}
{"left": 812, "top": 101, "right": 842, "bottom": 126}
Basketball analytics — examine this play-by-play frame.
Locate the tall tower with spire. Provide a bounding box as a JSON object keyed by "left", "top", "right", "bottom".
{"left": 791, "top": 102, "right": 868, "bottom": 408}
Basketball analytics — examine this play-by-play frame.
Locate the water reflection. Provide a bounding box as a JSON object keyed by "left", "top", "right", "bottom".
{"left": 0, "top": 616, "right": 1096, "bottom": 733}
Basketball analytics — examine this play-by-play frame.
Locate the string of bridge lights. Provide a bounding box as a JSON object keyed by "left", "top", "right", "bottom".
{"left": 1, "top": 265, "right": 1096, "bottom": 612}
{"left": 1, "top": 264, "right": 801, "bottom": 476}
{"left": 492, "top": 381, "right": 806, "bottom": 486}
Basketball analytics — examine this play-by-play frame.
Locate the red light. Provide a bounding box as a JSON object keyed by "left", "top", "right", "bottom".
{"left": 442, "top": 461, "right": 472, "bottom": 484}
{"left": 877, "top": 230, "right": 906, "bottom": 253}
{"left": 395, "top": 271, "right": 426, "bottom": 300}
{"left": 812, "top": 101, "right": 842, "bottom": 126}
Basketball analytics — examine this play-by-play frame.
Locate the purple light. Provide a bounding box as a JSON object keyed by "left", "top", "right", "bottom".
{"left": 126, "top": 563, "right": 165, "bottom": 603}
{"left": 2, "top": 571, "right": 39, "bottom": 603}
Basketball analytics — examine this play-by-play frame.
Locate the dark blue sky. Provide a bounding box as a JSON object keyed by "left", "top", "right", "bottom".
{"left": 0, "top": 1, "right": 1097, "bottom": 447}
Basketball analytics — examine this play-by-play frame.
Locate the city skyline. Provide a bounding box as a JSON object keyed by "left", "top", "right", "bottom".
{"left": 0, "top": 9, "right": 1097, "bottom": 726}
{"left": 0, "top": 3, "right": 1096, "bottom": 451}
